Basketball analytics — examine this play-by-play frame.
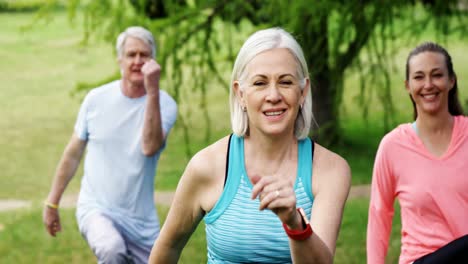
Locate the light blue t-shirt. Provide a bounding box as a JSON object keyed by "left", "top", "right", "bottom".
{"left": 204, "top": 135, "right": 314, "bottom": 263}
{"left": 74, "top": 80, "right": 177, "bottom": 247}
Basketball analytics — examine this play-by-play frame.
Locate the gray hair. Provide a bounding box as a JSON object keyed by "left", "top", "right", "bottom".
{"left": 229, "top": 27, "right": 314, "bottom": 139}
{"left": 116, "top": 26, "right": 156, "bottom": 59}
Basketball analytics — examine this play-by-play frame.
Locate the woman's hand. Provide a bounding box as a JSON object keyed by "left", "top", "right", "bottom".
{"left": 250, "top": 174, "right": 298, "bottom": 226}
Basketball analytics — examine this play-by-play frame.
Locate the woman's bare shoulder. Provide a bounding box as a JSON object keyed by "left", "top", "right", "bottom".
{"left": 185, "top": 135, "right": 232, "bottom": 181}
{"left": 313, "top": 143, "right": 349, "bottom": 173}
{"left": 183, "top": 135, "right": 232, "bottom": 212}
{"left": 312, "top": 143, "right": 351, "bottom": 194}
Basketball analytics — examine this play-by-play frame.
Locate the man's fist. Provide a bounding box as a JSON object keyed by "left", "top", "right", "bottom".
{"left": 141, "top": 59, "right": 161, "bottom": 95}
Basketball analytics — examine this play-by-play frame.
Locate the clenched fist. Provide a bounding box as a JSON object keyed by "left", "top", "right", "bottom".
{"left": 141, "top": 59, "right": 161, "bottom": 96}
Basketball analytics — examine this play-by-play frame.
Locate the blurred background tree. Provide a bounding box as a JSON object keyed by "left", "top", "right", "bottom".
{"left": 50, "top": 0, "right": 467, "bottom": 147}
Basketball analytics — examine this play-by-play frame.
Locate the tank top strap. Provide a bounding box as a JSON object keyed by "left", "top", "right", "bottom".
{"left": 297, "top": 137, "right": 314, "bottom": 202}
{"left": 204, "top": 134, "right": 244, "bottom": 223}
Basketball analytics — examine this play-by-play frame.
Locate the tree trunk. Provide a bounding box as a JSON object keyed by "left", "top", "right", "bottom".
{"left": 312, "top": 73, "right": 340, "bottom": 145}
{"left": 298, "top": 14, "right": 339, "bottom": 145}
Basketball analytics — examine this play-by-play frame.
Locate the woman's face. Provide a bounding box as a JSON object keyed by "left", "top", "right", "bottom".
{"left": 235, "top": 48, "right": 308, "bottom": 138}
{"left": 405, "top": 51, "right": 455, "bottom": 117}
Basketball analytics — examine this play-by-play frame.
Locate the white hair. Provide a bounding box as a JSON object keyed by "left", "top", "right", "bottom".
{"left": 116, "top": 26, "right": 156, "bottom": 59}
{"left": 229, "top": 27, "right": 314, "bottom": 139}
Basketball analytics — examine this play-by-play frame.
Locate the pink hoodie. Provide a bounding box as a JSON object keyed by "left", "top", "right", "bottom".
{"left": 367, "top": 115, "right": 468, "bottom": 264}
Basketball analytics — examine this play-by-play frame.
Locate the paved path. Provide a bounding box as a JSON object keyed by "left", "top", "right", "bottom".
{"left": 0, "top": 185, "right": 371, "bottom": 212}
{"left": 0, "top": 191, "right": 177, "bottom": 212}
{"left": 348, "top": 184, "right": 371, "bottom": 199}
{"left": 0, "top": 200, "right": 32, "bottom": 212}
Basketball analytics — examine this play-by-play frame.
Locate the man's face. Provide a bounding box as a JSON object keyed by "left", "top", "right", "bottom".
{"left": 119, "top": 37, "right": 152, "bottom": 85}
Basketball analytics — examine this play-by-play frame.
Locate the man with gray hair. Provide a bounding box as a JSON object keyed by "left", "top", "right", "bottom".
{"left": 42, "top": 26, "right": 177, "bottom": 263}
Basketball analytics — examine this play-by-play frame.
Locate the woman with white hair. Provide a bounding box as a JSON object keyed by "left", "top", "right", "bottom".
{"left": 149, "top": 27, "right": 351, "bottom": 264}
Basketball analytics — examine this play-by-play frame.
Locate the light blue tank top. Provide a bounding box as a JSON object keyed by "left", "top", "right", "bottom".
{"left": 204, "top": 134, "right": 314, "bottom": 263}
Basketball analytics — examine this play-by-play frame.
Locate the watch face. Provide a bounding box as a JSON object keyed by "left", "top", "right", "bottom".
{"left": 298, "top": 207, "right": 309, "bottom": 225}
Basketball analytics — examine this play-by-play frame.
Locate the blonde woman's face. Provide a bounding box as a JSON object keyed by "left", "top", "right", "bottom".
{"left": 237, "top": 48, "right": 306, "bottom": 137}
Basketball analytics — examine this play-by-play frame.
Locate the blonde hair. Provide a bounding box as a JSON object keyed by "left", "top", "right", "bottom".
{"left": 229, "top": 27, "right": 314, "bottom": 139}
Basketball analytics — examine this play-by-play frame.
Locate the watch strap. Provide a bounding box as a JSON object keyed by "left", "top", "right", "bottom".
{"left": 282, "top": 208, "right": 313, "bottom": 240}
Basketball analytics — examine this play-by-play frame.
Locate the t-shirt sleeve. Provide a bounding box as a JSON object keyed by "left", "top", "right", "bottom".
{"left": 367, "top": 136, "right": 396, "bottom": 264}
{"left": 74, "top": 92, "right": 92, "bottom": 141}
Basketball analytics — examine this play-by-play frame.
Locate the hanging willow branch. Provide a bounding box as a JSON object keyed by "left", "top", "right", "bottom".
{"left": 57, "top": 0, "right": 466, "bottom": 151}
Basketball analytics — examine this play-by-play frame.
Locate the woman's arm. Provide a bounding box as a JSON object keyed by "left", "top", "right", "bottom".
{"left": 367, "top": 139, "right": 396, "bottom": 264}
{"left": 149, "top": 138, "right": 227, "bottom": 263}
{"left": 299, "top": 144, "right": 351, "bottom": 263}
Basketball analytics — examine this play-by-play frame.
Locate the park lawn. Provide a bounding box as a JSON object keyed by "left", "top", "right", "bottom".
{"left": 0, "top": 205, "right": 207, "bottom": 263}
{"left": 0, "top": 198, "right": 401, "bottom": 263}
{"left": 0, "top": 9, "right": 117, "bottom": 200}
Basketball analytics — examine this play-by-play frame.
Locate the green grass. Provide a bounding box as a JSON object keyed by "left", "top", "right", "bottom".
{"left": 0, "top": 208, "right": 96, "bottom": 263}
{"left": 0, "top": 10, "right": 118, "bottom": 200}
{"left": 0, "top": 206, "right": 207, "bottom": 263}
{"left": 0, "top": 199, "right": 401, "bottom": 263}
{"left": 335, "top": 198, "right": 402, "bottom": 264}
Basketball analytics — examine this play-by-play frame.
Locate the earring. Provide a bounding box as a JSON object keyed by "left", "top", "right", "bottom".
{"left": 242, "top": 106, "right": 247, "bottom": 112}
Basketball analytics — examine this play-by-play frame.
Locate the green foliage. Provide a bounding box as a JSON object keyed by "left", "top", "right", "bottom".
{"left": 0, "top": 0, "right": 57, "bottom": 12}
{"left": 63, "top": 0, "right": 467, "bottom": 147}
{"left": 2, "top": 6, "right": 467, "bottom": 200}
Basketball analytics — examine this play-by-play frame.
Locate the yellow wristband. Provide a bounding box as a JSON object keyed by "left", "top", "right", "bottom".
{"left": 44, "top": 201, "right": 59, "bottom": 209}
